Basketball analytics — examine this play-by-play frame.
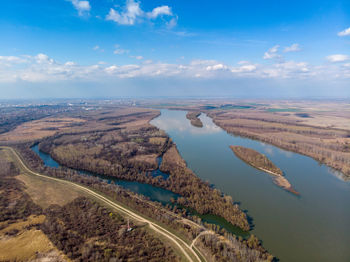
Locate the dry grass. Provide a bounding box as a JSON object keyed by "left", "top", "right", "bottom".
{"left": 149, "top": 136, "right": 167, "bottom": 145}
{"left": 160, "top": 145, "right": 187, "bottom": 169}
{"left": 0, "top": 215, "right": 68, "bottom": 262}
{"left": 0, "top": 117, "right": 85, "bottom": 142}
{"left": 16, "top": 173, "right": 85, "bottom": 209}
{"left": 0, "top": 215, "right": 45, "bottom": 234}
{"left": 0, "top": 228, "right": 65, "bottom": 261}
{"left": 130, "top": 154, "right": 158, "bottom": 166}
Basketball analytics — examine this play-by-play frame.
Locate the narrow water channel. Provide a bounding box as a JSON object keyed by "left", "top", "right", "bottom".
{"left": 151, "top": 109, "right": 350, "bottom": 262}
{"left": 31, "top": 144, "right": 178, "bottom": 204}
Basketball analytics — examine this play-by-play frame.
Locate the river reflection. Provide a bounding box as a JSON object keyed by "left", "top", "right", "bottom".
{"left": 151, "top": 109, "right": 350, "bottom": 262}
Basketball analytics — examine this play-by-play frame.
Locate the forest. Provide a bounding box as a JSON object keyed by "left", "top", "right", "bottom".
{"left": 42, "top": 197, "right": 180, "bottom": 261}
{"left": 0, "top": 105, "right": 275, "bottom": 261}
{"left": 36, "top": 113, "right": 250, "bottom": 230}
{"left": 13, "top": 143, "right": 273, "bottom": 261}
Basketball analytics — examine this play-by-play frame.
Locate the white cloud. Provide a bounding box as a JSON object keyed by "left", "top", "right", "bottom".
{"left": 106, "top": 0, "right": 142, "bottom": 25}
{"left": 231, "top": 63, "right": 257, "bottom": 73}
{"left": 263, "top": 45, "right": 281, "bottom": 60}
{"left": 106, "top": 0, "right": 175, "bottom": 26}
{"left": 68, "top": 0, "right": 91, "bottom": 16}
{"left": 284, "top": 43, "right": 301, "bottom": 52}
{"left": 206, "top": 64, "right": 227, "bottom": 71}
{"left": 65, "top": 61, "right": 76, "bottom": 66}
{"left": 35, "top": 53, "right": 54, "bottom": 64}
{"left": 0, "top": 56, "right": 27, "bottom": 64}
{"left": 147, "top": 6, "right": 172, "bottom": 19}
{"left": 1, "top": 53, "right": 349, "bottom": 83}
{"left": 326, "top": 54, "right": 349, "bottom": 63}
{"left": 113, "top": 45, "right": 129, "bottom": 55}
{"left": 93, "top": 45, "right": 99, "bottom": 50}
{"left": 338, "top": 27, "right": 350, "bottom": 37}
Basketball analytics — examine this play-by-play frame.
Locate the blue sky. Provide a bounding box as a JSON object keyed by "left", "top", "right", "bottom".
{"left": 1, "top": 0, "right": 350, "bottom": 98}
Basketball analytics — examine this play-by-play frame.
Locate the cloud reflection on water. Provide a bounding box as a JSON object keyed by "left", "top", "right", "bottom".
{"left": 151, "top": 112, "right": 221, "bottom": 135}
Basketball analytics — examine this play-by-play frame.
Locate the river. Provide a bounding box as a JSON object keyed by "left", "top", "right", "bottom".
{"left": 32, "top": 109, "right": 350, "bottom": 261}
{"left": 151, "top": 109, "right": 350, "bottom": 262}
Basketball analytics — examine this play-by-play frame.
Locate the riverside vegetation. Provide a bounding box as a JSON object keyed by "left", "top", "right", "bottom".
{"left": 10, "top": 144, "right": 273, "bottom": 261}
{"left": 208, "top": 108, "right": 350, "bottom": 179}
{"left": 36, "top": 108, "right": 250, "bottom": 231}
{"left": 0, "top": 151, "right": 180, "bottom": 261}
{"left": 0, "top": 104, "right": 274, "bottom": 261}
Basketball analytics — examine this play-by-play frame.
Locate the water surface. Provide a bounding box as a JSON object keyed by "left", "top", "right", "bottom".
{"left": 31, "top": 144, "right": 177, "bottom": 204}
{"left": 151, "top": 109, "right": 350, "bottom": 262}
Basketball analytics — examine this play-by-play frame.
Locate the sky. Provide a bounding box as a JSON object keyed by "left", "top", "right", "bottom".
{"left": 0, "top": 0, "right": 350, "bottom": 99}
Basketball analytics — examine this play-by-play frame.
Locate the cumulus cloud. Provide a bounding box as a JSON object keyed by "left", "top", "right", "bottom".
{"left": 338, "top": 27, "right": 350, "bottom": 37}
{"left": 263, "top": 45, "right": 281, "bottom": 60}
{"left": 146, "top": 6, "right": 172, "bottom": 19}
{"left": 206, "top": 64, "right": 227, "bottom": 71}
{"left": 326, "top": 54, "right": 349, "bottom": 63}
{"left": 35, "top": 53, "right": 54, "bottom": 64}
{"left": 0, "top": 53, "right": 349, "bottom": 83}
{"left": 106, "top": 0, "right": 175, "bottom": 26}
{"left": 106, "top": 0, "right": 142, "bottom": 25}
{"left": 68, "top": 0, "right": 91, "bottom": 16}
{"left": 284, "top": 43, "right": 301, "bottom": 52}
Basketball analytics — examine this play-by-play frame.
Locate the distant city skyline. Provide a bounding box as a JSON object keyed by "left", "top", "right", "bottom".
{"left": 0, "top": 0, "right": 349, "bottom": 98}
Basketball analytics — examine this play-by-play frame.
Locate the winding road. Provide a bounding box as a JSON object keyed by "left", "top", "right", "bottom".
{"left": 3, "top": 146, "right": 206, "bottom": 262}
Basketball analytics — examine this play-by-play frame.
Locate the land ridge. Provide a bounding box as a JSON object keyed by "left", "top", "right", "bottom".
{"left": 230, "top": 145, "right": 299, "bottom": 195}
{"left": 186, "top": 111, "right": 203, "bottom": 128}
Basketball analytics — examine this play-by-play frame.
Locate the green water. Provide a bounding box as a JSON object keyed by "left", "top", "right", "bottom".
{"left": 151, "top": 109, "right": 350, "bottom": 262}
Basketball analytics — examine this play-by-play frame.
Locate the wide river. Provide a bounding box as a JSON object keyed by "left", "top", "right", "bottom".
{"left": 151, "top": 109, "right": 350, "bottom": 262}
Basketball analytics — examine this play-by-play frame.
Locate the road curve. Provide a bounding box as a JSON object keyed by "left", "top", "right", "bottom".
{"left": 4, "top": 146, "right": 203, "bottom": 262}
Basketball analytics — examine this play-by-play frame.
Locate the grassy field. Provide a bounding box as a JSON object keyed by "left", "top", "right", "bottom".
{"left": 16, "top": 174, "right": 86, "bottom": 208}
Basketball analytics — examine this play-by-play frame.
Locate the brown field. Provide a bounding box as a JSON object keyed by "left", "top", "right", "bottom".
{"left": 16, "top": 173, "right": 85, "bottom": 208}
{"left": 0, "top": 117, "right": 85, "bottom": 142}
{"left": 130, "top": 153, "right": 158, "bottom": 166}
{"left": 0, "top": 227, "right": 67, "bottom": 262}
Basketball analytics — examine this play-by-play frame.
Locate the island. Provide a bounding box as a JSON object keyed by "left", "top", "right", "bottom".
{"left": 186, "top": 111, "right": 203, "bottom": 127}
{"left": 230, "top": 145, "right": 299, "bottom": 195}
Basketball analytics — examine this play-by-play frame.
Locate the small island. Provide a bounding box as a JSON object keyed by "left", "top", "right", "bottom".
{"left": 186, "top": 111, "right": 203, "bottom": 127}
{"left": 230, "top": 145, "right": 299, "bottom": 195}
